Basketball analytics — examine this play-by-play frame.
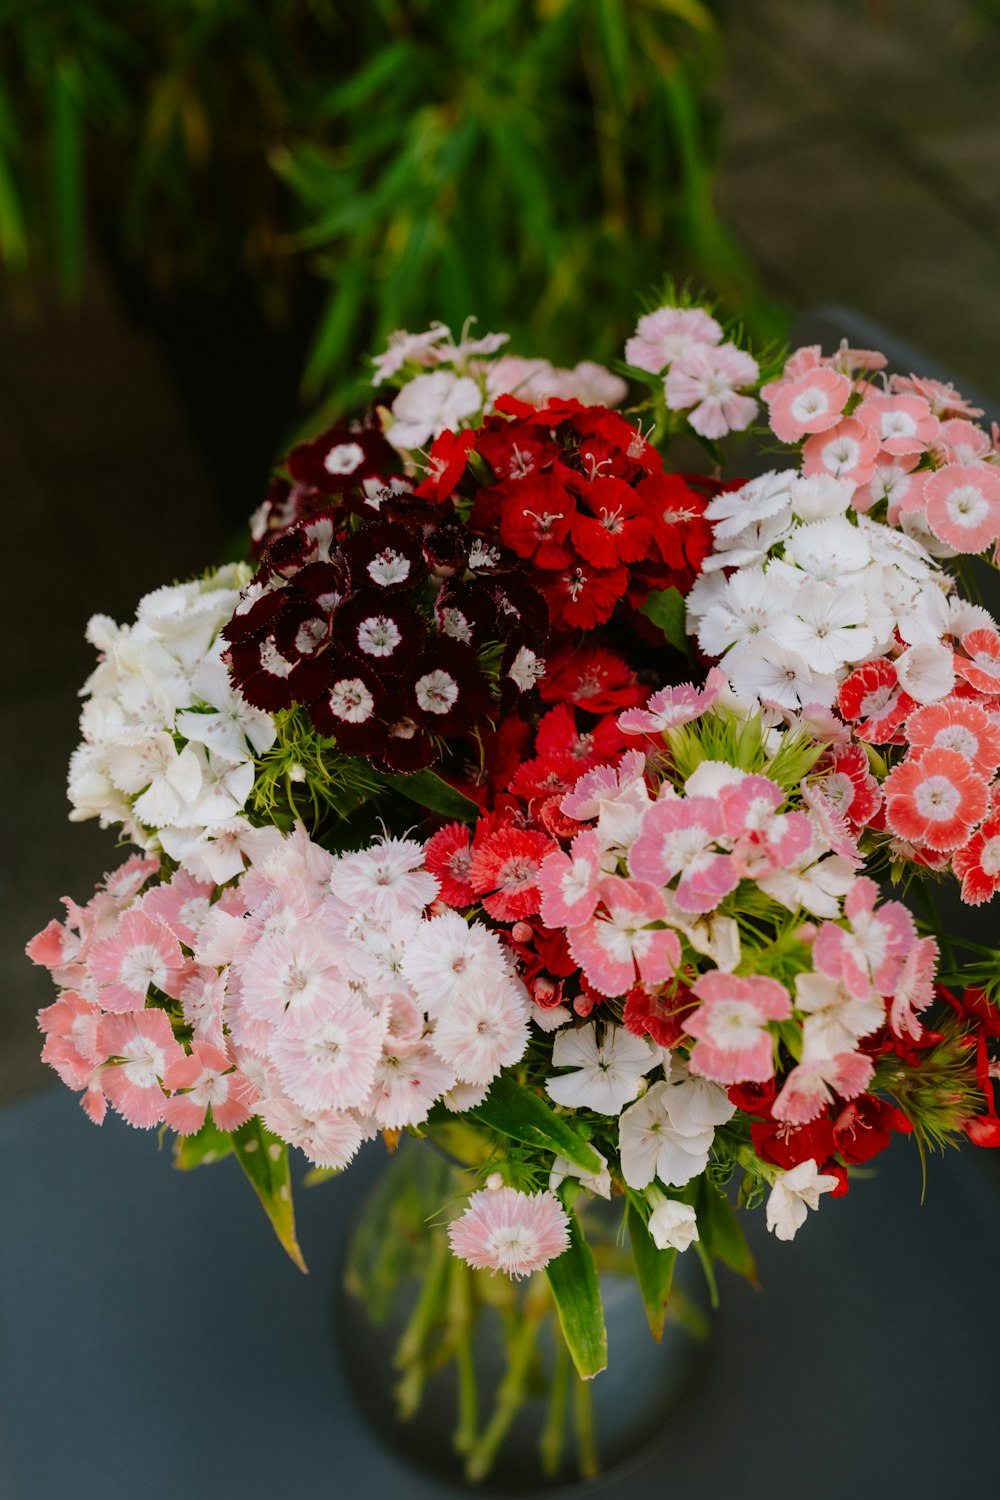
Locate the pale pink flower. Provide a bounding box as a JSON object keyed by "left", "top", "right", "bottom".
{"left": 448, "top": 1187, "right": 570, "bottom": 1279}
{"left": 856, "top": 391, "right": 939, "bottom": 456}
{"left": 237, "top": 927, "right": 345, "bottom": 1032}
{"left": 260, "top": 1096, "right": 364, "bottom": 1170}
{"left": 561, "top": 750, "right": 650, "bottom": 850}
{"left": 371, "top": 325, "right": 451, "bottom": 384}
{"left": 141, "top": 870, "right": 216, "bottom": 948}
{"left": 624, "top": 305, "right": 722, "bottom": 374}
{"left": 888, "top": 936, "right": 939, "bottom": 1040}
{"left": 89, "top": 910, "right": 186, "bottom": 1013}
{"left": 269, "top": 1001, "right": 387, "bottom": 1112}
{"left": 627, "top": 796, "right": 738, "bottom": 914}
{"left": 567, "top": 877, "right": 679, "bottom": 997}
{"left": 617, "top": 668, "right": 727, "bottom": 736}
{"left": 365, "top": 1040, "right": 456, "bottom": 1128}
{"left": 766, "top": 1159, "right": 838, "bottom": 1241}
{"left": 664, "top": 342, "right": 759, "bottom": 439}
{"left": 922, "top": 463, "right": 1000, "bottom": 552}
{"left": 812, "top": 877, "right": 916, "bottom": 999}
{"left": 178, "top": 965, "right": 227, "bottom": 1049}
{"left": 103, "top": 854, "right": 161, "bottom": 904}
{"left": 686, "top": 971, "right": 792, "bottom": 1085}
{"left": 400, "top": 910, "right": 509, "bottom": 1016}
{"left": 161, "top": 1041, "right": 256, "bottom": 1134}
{"left": 388, "top": 370, "right": 482, "bottom": 449}
{"left": 431, "top": 983, "right": 529, "bottom": 1084}
{"left": 545, "top": 1021, "right": 660, "bottom": 1113}
{"left": 97, "top": 1010, "right": 185, "bottom": 1128}
{"left": 771, "top": 1051, "right": 874, "bottom": 1124}
{"left": 764, "top": 366, "right": 850, "bottom": 443}
{"left": 328, "top": 837, "right": 438, "bottom": 919}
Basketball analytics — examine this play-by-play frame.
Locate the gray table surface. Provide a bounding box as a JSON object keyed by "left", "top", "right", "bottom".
{"left": 1, "top": 1086, "right": 998, "bottom": 1500}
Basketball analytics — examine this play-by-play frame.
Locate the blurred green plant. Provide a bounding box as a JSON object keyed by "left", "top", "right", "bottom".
{"left": 0, "top": 0, "right": 781, "bottom": 408}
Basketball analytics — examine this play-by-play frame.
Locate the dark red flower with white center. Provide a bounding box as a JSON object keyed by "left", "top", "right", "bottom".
{"left": 290, "top": 561, "right": 350, "bottom": 614}
{"left": 224, "top": 606, "right": 331, "bottom": 712}
{"left": 406, "top": 639, "right": 490, "bottom": 736}
{"left": 539, "top": 644, "right": 644, "bottom": 712}
{"left": 750, "top": 1115, "right": 836, "bottom": 1171}
{"left": 623, "top": 982, "right": 696, "bottom": 1049}
{"left": 815, "top": 743, "right": 883, "bottom": 829}
{"left": 498, "top": 474, "right": 576, "bottom": 568}
{"left": 308, "top": 660, "right": 388, "bottom": 751}
{"left": 424, "top": 822, "right": 476, "bottom": 905}
{"left": 468, "top": 824, "right": 558, "bottom": 922}
{"left": 286, "top": 422, "right": 397, "bottom": 494}
{"left": 953, "top": 809, "right": 1000, "bottom": 904}
{"left": 955, "top": 627, "right": 1000, "bottom": 695}
{"left": 415, "top": 428, "right": 475, "bottom": 502}
{"left": 335, "top": 595, "right": 425, "bottom": 675}
{"left": 832, "top": 1095, "right": 911, "bottom": 1164}
{"left": 883, "top": 746, "right": 989, "bottom": 851}
{"left": 343, "top": 521, "right": 427, "bottom": 594}
{"left": 539, "top": 561, "right": 629, "bottom": 631}
{"left": 534, "top": 703, "right": 627, "bottom": 766}
{"left": 570, "top": 477, "right": 655, "bottom": 568}
{"left": 636, "top": 472, "right": 713, "bottom": 572}
{"left": 837, "top": 658, "right": 915, "bottom": 743}
{"left": 434, "top": 578, "right": 499, "bottom": 646}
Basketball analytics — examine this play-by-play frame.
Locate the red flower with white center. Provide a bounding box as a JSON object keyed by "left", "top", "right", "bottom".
{"left": 335, "top": 595, "right": 425, "bottom": 673}
{"left": 837, "top": 659, "right": 915, "bottom": 743}
{"left": 764, "top": 366, "right": 850, "bottom": 443}
{"left": 686, "top": 971, "right": 792, "bottom": 1086}
{"left": 498, "top": 474, "right": 576, "bottom": 567}
{"left": 567, "top": 875, "right": 679, "bottom": 997}
{"left": 89, "top": 910, "right": 187, "bottom": 1014}
{"left": 923, "top": 463, "right": 1000, "bottom": 552}
{"left": 883, "top": 747, "right": 989, "bottom": 851}
{"left": 812, "top": 877, "right": 916, "bottom": 999}
{"left": 771, "top": 1052, "right": 874, "bottom": 1125}
{"left": 802, "top": 416, "right": 880, "bottom": 486}
{"left": 286, "top": 423, "right": 397, "bottom": 494}
{"left": 906, "top": 697, "right": 1000, "bottom": 777}
{"left": 539, "top": 560, "right": 629, "bottom": 630}
{"left": 415, "top": 427, "right": 475, "bottom": 502}
{"left": 161, "top": 1041, "right": 256, "bottom": 1134}
{"left": 816, "top": 744, "right": 883, "bottom": 829}
{"left": 539, "top": 645, "right": 643, "bottom": 712}
{"left": 831, "top": 1095, "right": 911, "bottom": 1164}
{"left": 424, "top": 822, "right": 476, "bottom": 906}
{"left": 97, "top": 1010, "right": 185, "bottom": 1129}
{"left": 570, "top": 478, "right": 654, "bottom": 568}
{"left": 954, "top": 627, "right": 1000, "bottom": 695}
{"left": 468, "top": 825, "right": 558, "bottom": 922}
{"left": 855, "top": 391, "right": 939, "bottom": 456}
{"left": 953, "top": 810, "right": 1000, "bottom": 905}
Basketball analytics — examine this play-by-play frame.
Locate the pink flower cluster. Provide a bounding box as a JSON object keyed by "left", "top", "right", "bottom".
{"left": 625, "top": 304, "right": 759, "bottom": 439}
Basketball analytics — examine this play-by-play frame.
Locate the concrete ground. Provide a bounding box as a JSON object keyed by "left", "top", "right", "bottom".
{"left": 3, "top": 0, "right": 1000, "bottom": 1106}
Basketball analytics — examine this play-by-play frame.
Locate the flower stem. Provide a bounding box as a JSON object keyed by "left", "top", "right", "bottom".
{"left": 394, "top": 1228, "right": 450, "bottom": 1420}
{"left": 464, "top": 1307, "right": 541, "bottom": 1483}
{"left": 572, "top": 1367, "right": 599, "bottom": 1479}
{"left": 539, "top": 1321, "right": 570, "bottom": 1478}
{"left": 447, "top": 1256, "right": 478, "bottom": 1456}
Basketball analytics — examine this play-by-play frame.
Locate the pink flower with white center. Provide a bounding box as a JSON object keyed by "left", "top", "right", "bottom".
{"left": 545, "top": 1021, "right": 660, "bottom": 1113}
{"left": 923, "top": 463, "right": 1000, "bottom": 552}
{"left": 97, "top": 1010, "right": 185, "bottom": 1128}
{"left": 237, "top": 927, "right": 344, "bottom": 1032}
{"left": 907, "top": 697, "right": 1000, "bottom": 776}
{"left": 812, "top": 877, "right": 916, "bottom": 999}
{"left": 882, "top": 747, "right": 988, "bottom": 852}
{"left": 161, "top": 1042, "right": 256, "bottom": 1134}
{"left": 178, "top": 965, "right": 227, "bottom": 1049}
{"left": 448, "top": 1187, "right": 570, "bottom": 1280}
{"left": 260, "top": 1096, "right": 364, "bottom": 1170}
{"left": 269, "top": 1000, "right": 387, "bottom": 1112}
{"left": 38, "top": 992, "right": 106, "bottom": 1094}
{"left": 400, "top": 910, "right": 510, "bottom": 1016}
{"left": 855, "top": 454, "right": 921, "bottom": 515}
{"left": 567, "top": 877, "right": 680, "bottom": 997}
{"left": 771, "top": 1051, "right": 874, "bottom": 1125}
{"left": 103, "top": 854, "right": 161, "bottom": 904}
{"left": 617, "top": 668, "right": 728, "bottom": 736}
{"left": 365, "top": 1040, "right": 457, "bottom": 1129}
{"left": 686, "top": 971, "right": 792, "bottom": 1085}
{"left": 936, "top": 418, "right": 992, "bottom": 466}
{"left": 537, "top": 828, "right": 604, "bottom": 928}
{"left": 719, "top": 775, "right": 813, "bottom": 877}
{"left": 625, "top": 305, "right": 722, "bottom": 374}
{"left": 89, "top": 909, "right": 186, "bottom": 1013}
{"left": 664, "top": 341, "right": 759, "bottom": 439}
{"left": 764, "top": 366, "right": 850, "bottom": 443}
{"left": 799, "top": 783, "right": 863, "bottom": 868}
{"left": 141, "top": 871, "right": 216, "bottom": 948}
{"left": 561, "top": 750, "right": 650, "bottom": 850}
{"left": 628, "top": 796, "right": 738, "bottom": 915}
{"left": 328, "top": 837, "right": 438, "bottom": 920}
{"left": 618, "top": 1079, "right": 717, "bottom": 1189}
{"left": 888, "top": 936, "right": 939, "bottom": 1039}
{"left": 766, "top": 1159, "right": 838, "bottom": 1241}
{"left": 431, "top": 982, "right": 529, "bottom": 1085}
{"left": 802, "top": 416, "right": 880, "bottom": 486}
{"left": 955, "top": 626, "right": 1000, "bottom": 694}
{"left": 856, "top": 391, "right": 939, "bottom": 456}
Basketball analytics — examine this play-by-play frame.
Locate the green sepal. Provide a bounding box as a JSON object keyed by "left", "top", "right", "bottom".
{"left": 379, "top": 769, "right": 479, "bottom": 820}
{"left": 626, "top": 1196, "right": 676, "bottom": 1342}
{"left": 696, "top": 1177, "right": 758, "bottom": 1287}
{"left": 232, "top": 1118, "right": 308, "bottom": 1274}
{"left": 638, "top": 586, "right": 688, "bottom": 653}
{"left": 466, "top": 1073, "right": 604, "bottom": 1176}
{"left": 172, "top": 1118, "right": 234, "bottom": 1171}
{"left": 545, "top": 1198, "right": 608, "bottom": 1380}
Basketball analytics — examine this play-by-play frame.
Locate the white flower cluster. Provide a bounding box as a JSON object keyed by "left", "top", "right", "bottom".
{"left": 68, "top": 566, "right": 277, "bottom": 875}
{"left": 687, "top": 470, "right": 960, "bottom": 709}
{"left": 374, "top": 321, "right": 627, "bottom": 452}
{"left": 199, "top": 831, "right": 531, "bottom": 1169}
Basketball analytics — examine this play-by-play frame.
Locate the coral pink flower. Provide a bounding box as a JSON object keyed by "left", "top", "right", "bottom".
{"left": 561, "top": 749, "right": 651, "bottom": 850}
{"left": 686, "top": 971, "right": 792, "bottom": 1085}
{"left": 161, "top": 1042, "right": 256, "bottom": 1134}
{"left": 883, "top": 747, "right": 988, "bottom": 851}
{"left": 89, "top": 910, "right": 187, "bottom": 1013}
{"left": 423, "top": 822, "right": 476, "bottom": 906}
{"left": 923, "top": 464, "right": 1000, "bottom": 552}
{"left": 628, "top": 796, "right": 738, "bottom": 914}
{"left": 812, "top": 878, "right": 916, "bottom": 998}
{"left": 856, "top": 391, "right": 939, "bottom": 456}
{"left": 567, "top": 877, "right": 680, "bottom": 997}
{"left": 537, "top": 828, "right": 604, "bottom": 928}
{"left": 889, "top": 373, "right": 983, "bottom": 419}
{"left": 771, "top": 1052, "right": 874, "bottom": 1124}
{"left": 936, "top": 418, "right": 991, "bottom": 465}
{"left": 664, "top": 342, "right": 759, "bottom": 439}
{"left": 141, "top": 871, "right": 217, "bottom": 948}
{"left": 802, "top": 416, "right": 880, "bottom": 486}
{"left": 816, "top": 744, "right": 883, "bottom": 829}
{"left": 468, "top": 825, "right": 557, "bottom": 922}
{"left": 448, "top": 1186, "right": 570, "bottom": 1279}
{"left": 954, "top": 627, "right": 1000, "bottom": 695}
{"left": 953, "top": 811, "right": 1000, "bottom": 905}
{"left": 837, "top": 659, "right": 915, "bottom": 743}
{"left": 718, "top": 775, "right": 813, "bottom": 875}
{"left": 97, "top": 1010, "right": 185, "bottom": 1128}
{"left": 906, "top": 697, "right": 1000, "bottom": 777}
{"left": 38, "top": 991, "right": 106, "bottom": 1096}
{"left": 103, "top": 854, "right": 161, "bottom": 904}
{"left": 888, "top": 936, "right": 939, "bottom": 1038}
{"left": 617, "top": 667, "right": 727, "bottom": 736}
{"left": 764, "top": 366, "right": 850, "bottom": 443}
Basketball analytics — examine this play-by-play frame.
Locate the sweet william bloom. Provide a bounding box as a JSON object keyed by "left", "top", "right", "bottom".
{"left": 536, "top": 828, "right": 604, "bottom": 929}
{"left": 97, "top": 1010, "right": 185, "bottom": 1129}
{"left": 448, "top": 1187, "right": 570, "bottom": 1280}
{"left": 882, "top": 747, "right": 988, "bottom": 852}
{"left": 365, "top": 1040, "right": 457, "bottom": 1129}
{"left": 954, "top": 627, "right": 1000, "bottom": 695}
{"left": 401, "top": 910, "right": 510, "bottom": 1016}
{"left": 269, "top": 1001, "right": 388, "bottom": 1113}
{"left": 771, "top": 1051, "right": 874, "bottom": 1125}
{"left": 766, "top": 1160, "right": 839, "bottom": 1241}
{"left": 618, "top": 1079, "right": 716, "bottom": 1189}
{"left": 617, "top": 668, "right": 728, "bottom": 736}
{"left": 953, "top": 812, "right": 1000, "bottom": 906}
{"left": 646, "top": 1192, "right": 700, "bottom": 1253}
{"left": 888, "top": 936, "right": 938, "bottom": 1038}
{"left": 567, "top": 877, "right": 680, "bottom": 997}
{"left": 387, "top": 370, "right": 482, "bottom": 450}
{"left": 837, "top": 659, "right": 914, "bottom": 743}
{"left": 431, "top": 983, "right": 530, "bottom": 1085}
{"left": 328, "top": 837, "right": 438, "bottom": 920}
{"left": 664, "top": 342, "right": 759, "bottom": 439}
{"left": 816, "top": 745, "right": 883, "bottom": 829}
{"left": 423, "top": 822, "right": 476, "bottom": 906}
{"left": 545, "top": 1021, "right": 660, "bottom": 1114}
{"left": 812, "top": 877, "right": 916, "bottom": 998}
{"left": 625, "top": 305, "right": 722, "bottom": 374}
{"left": 561, "top": 749, "right": 651, "bottom": 851}
{"left": 686, "top": 971, "right": 792, "bottom": 1085}
{"left": 907, "top": 697, "right": 1000, "bottom": 776}
{"left": 923, "top": 463, "right": 1000, "bottom": 552}
{"left": 627, "top": 796, "right": 738, "bottom": 915}
{"left": 856, "top": 390, "right": 939, "bottom": 456}
{"left": 764, "top": 366, "right": 850, "bottom": 443}
{"left": 161, "top": 1042, "right": 256, "bottom": 1134}
{"left": 802, "top": 416, "right": 880, "bottom": 486}
{"left": 89, "top": 910, "right": 187, "bottom": 1013}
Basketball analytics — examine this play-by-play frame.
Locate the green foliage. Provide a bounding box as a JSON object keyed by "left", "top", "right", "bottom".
{"left": 626, "top": 1195, "right": 676, "bottom": 1340}
{"left": 0, "top": 0, "right": 782, "bottom": 395}
{"left": 545, "top": 1195, "right": 608, "bottom": 1379}
{"left": 232, "top": 1116, "right": 307, "bottom": 1273}
{"left": 638, "top": 585, "right": 690, "bottom": 654}
{"left": 467, "top": 1073, "right": 606, "bottom": 1177}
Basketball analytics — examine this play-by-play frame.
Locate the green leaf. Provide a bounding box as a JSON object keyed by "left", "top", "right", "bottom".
{"left": 379, "top": 769, "right": 479, "bottom": 820}
{"left": 638, "top": 586, "right": 688, "bottom": 653}
{"left": 696, "top": 1178, "right": 758, "bottom": 1286}
{"left": 466, "top": 1073, "right": 604, "bottom": 1176}
{"left": 626, "top": 1198, "right": 676, "bottom": 1341}
{"left": 172, "top": 1118, "right": 234, "bottom": 1171}
{"left": 232, "top": 1118, "right": 308, "bottom": 1274}
{"left": 545, "top": 1201, "right": 608, "bottom": 1379}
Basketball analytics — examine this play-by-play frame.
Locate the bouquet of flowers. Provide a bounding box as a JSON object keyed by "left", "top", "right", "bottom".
{"left": 29, "top": 300, "right": 1000, "bottom": 1482}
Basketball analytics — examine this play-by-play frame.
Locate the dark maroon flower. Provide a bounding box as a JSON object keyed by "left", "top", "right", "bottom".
{"left": 343, "top": 522, "right": 427, "bottom": 594}
{"left": 406, "top": 639, "right": 490, "bottom": 736}
{"left": 334, "top": 595, "right": 425, "bottom": 674}
{"left": 286, "top": 422, "right": 398, "bottom": 495}
{"left": 308, "top": 660, "right": 388, "bottom": 752}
